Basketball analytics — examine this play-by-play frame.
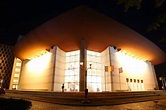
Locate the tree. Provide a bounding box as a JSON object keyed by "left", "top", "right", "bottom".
{"left": 115, "top": 0, "right": 166, "bottom": 43}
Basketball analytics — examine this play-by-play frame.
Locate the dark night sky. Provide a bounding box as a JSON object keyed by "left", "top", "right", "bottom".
{"left": 0, "top": 1, "right": 166, "bottom": 79}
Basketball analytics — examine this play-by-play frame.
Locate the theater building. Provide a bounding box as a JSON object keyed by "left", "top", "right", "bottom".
{"left": 9, "top": 6, "right": 166, "bottom": 92}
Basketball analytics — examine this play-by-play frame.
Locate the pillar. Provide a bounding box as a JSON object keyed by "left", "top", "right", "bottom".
{"left": 79, "top": 40, "right": 87, "bottom": 92}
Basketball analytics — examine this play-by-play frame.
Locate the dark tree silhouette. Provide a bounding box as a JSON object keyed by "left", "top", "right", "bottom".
{"left": 116, "top": 0, "right": 165, "bottom": 30}
{"left": 115, "top": 0, "right": 166, "bottom": 43}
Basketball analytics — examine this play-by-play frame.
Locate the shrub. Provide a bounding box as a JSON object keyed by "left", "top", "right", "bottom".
{"left": 0, "top": 97, "right": 32, "bottom": 110}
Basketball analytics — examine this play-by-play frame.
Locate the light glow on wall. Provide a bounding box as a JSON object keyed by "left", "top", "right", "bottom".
{"left": 27, "top": 52, "right": 52, "bottom": 74}
{"left": 27, "top": 50, "right": 48, "bottom": 60}
{"left": 116, "top": 52, "right": 148, "bottom": 74}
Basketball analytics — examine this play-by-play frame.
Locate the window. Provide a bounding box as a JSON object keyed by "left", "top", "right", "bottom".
{"left": 16, "top": 58, "right": 21, "bottom": 61}
{"left": 87, "top": 50, "right": 102, "bottom": 92}
{"left": 126, "top": 78, "right": 129, "bottom": 82}
{"left": 12, "top": 84, "right": 18, "bottom": 90}
{"left": 64, "top": 50, "right": 80, "bottom": 92}
{"left": 16, "top": 62, "right": 21, "bottom": 66}
{"left": 15, "top": 68, "right": 20, "bottom": 72}
{"left": 13, "top": 79, "right": 18, "bottom": 83}
{"left": 14, "top": 74, "right": 19, "bottom": 78}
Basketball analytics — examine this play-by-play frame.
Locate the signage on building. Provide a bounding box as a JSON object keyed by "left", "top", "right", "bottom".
{"left": 105, "top": 66, "right": 114, "bottom": 72}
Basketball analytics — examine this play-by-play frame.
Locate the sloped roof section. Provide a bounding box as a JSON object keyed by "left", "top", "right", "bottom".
{"left": 13, "top": 6, "right": 166, "bottom": 65}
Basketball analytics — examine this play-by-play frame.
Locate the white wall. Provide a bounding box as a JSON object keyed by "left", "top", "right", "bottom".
{"left": 101, "top": 47, "right": 112, "bottom": 91}
{"left": 19, "top": 50, "right": 54, "bottom": 91}
{"left": 53, "top": 47, "right": 66, "bottom": 91}
{"left": 110, "top": 47, "right": 156, "bottom": 91}
{"left": 144, "top": 62, "right": 156, "bottom": 90}
{"left": 18, "top": 47, "right": 66, "bottom": 91}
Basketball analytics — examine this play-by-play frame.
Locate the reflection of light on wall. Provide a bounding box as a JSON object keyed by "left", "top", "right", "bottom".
{"left": 27, "top": 50, "right": 48, "bottom": 60}
{"left": 27, "top": 52, "right": 52, "bottom": 74}
{"left": 116, "top": 52, "right": 147, "bottom": 74}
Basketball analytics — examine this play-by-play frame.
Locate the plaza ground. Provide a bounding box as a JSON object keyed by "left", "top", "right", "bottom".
{"left": 2, "top": 90, "right": 166, "bottom": 110}
{"left": 30, "top": 99, "right": 166, "bottom": 110}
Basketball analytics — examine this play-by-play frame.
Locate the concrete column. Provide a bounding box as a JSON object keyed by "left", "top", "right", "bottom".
{"left": 109, "top": 47, "right": 113, "bottom": 92}
{"left": 51, "top": 47, "right": 56, "bottom": 91}
{"left": 79, "top": 40, "right": 87, "bottom": 92}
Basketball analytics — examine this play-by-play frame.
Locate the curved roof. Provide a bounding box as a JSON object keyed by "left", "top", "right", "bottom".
{"left": 13, "top": 6, "right": 166, "bottom": 65}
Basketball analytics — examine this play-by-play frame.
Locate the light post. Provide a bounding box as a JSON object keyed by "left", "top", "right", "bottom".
{"left": 159, "top": 77, "right": 166, "bottom": 90}
{"left": 81, "top": 62, "right": 92, "bottom": 103}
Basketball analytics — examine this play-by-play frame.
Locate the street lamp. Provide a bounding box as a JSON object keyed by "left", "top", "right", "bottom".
{"left": 81, "top": 62, "right": 92, "bottom": 103}
{"left": 159, "top": 77, "right": 166, "bottom": 90}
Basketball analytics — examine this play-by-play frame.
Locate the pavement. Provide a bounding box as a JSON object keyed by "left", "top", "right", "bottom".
{"left": 1, "top": 90, "right": 166, "bottom": 109}
{"left": 30, "top": 99, "right": 166, "bottom": 110}
{"left": 3, "top": 90, "right": 166, "bottom": 106}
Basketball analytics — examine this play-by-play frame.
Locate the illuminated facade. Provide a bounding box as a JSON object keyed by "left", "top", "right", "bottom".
{"left": 10, "top": 45, "right": 158, "bottom": 92}
{"left": 9, "top": 6, "right": 165, "bottom": 92}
